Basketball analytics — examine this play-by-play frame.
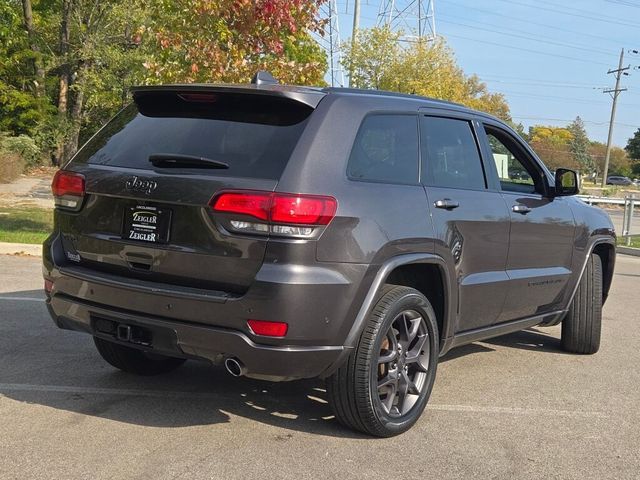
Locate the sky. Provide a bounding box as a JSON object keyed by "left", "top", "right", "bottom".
{"left": 331, "top": 0, "right": 640, "bottom": 148}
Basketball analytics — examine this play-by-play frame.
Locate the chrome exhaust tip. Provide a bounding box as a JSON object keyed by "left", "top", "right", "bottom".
{"left": 224, "top": 357, "right": 246, "bottom": 377}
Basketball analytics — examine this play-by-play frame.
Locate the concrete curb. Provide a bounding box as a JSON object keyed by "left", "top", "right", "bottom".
{"left": 618, "top": 246, "right": 640, "bottom": 257}
{"left": 0, "top": 242, "right": 42, "bottom": 257}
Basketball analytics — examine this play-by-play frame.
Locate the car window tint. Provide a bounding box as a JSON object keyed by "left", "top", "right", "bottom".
{"left": 484, "top": 128, "right": 539, "bottom": 194}
{"left": 420, "top": 116, "right": 486, "bottom": 190}
{"left": 347, "top": 115, "right": 419, "bottom": 184}
{"left": 71, "top": 92, "right": 312, "bottom": 180}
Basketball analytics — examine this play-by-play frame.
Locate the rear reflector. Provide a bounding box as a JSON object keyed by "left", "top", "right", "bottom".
{"left": 211, "top": 191, "right": 337, "bottom": 226}
{"left": 52, "top": 170, "right": 85, "bottom": 197}
{"left": 247, "top": 319, "right": 288, "bottom": 337}
{"left": 44, "top": 279, "right": 53, "bottom": 294}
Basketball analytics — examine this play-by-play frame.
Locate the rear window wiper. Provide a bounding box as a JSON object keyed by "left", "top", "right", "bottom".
{"left": 149, "top": 153, "right": 229, "bottom": 169}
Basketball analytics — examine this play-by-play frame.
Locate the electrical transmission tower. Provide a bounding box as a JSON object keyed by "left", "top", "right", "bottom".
{"left": 377, "top": 0, "right": 436, "bottom": 41}
{"left": 315, "top": 0, "right": 345, "bottom": 87}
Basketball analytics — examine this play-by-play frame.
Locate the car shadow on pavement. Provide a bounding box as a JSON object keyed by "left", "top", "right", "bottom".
{"left": 0, "top": 289, "right": 565, "bottom": 437}
{"left": 482, "top": 327, "right": 568, "bottom": 354}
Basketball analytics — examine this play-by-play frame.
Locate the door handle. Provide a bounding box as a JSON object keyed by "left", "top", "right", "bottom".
{"left": 434, "top": 199, "right": 460, "bottom": 210}
{"left": 512, "top": 204, "right": 532, "bottom": 214}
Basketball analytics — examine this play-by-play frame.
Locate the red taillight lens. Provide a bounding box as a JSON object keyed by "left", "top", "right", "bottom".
{"left": 271, "top": 194, "right": 337, "bottom": 225}
{"left": 52, "top": 170, "right": 85, "bottom": 197}
{"left": 212, "top": 192, "right": 271, "bottom": 221}
{"left": 247, "top": 319, "right": 288, "bottom": 337}
{"left": 211, "top": 191, "right": 337, "bottom": 226}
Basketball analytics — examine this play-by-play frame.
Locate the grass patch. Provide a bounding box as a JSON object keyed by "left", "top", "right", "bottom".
{"left": 0, "top": 206, "right": 53, "bottom": 244}
{"left": 617, "top": 236, "right": 640, "bottom": 249}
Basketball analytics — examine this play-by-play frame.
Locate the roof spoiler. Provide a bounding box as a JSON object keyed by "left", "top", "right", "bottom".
{"left": 131, "top": 81, "right": 324, "bottom": 109}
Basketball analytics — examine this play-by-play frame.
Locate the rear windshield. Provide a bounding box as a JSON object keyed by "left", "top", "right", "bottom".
{"left": 71, "top": 91, "right": 313, "bottom": 179}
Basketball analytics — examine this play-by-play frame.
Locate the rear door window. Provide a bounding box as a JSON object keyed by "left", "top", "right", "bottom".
{"left": 347, "top": 114, "right": 419, "bottom": 184}
{"left": 71, "top": 91, "right": 312, "bottom": 180}
{"left": 420, "top": 116, "right": 486, "bottom": 190}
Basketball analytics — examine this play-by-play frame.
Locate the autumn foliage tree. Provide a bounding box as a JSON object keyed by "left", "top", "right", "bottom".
{"left": 0, "top": 0, "right": 328, "bottom": 168}
{"left": 342, "top": 27, "right": 511, "bottom": 120}
{"left": 144, "top": 0, "right": 327, "bottom": 85}
{"left": 528, "top": 126, "right": 573, "bottom": 171}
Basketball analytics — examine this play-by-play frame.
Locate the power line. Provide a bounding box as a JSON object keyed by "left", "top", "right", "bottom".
{"left": 481, "top": 79, "right": 606, "bottom": 90}
{"left": 475, "top": 74, "right": 606, "bottom": 87}
{"left": 445, "top": 0, "right": 630, "bottom": 46}
{"left": 439, "top": 16, "right": 616, "bottom": 57}
{"left": 605, "top": 0, "right": 640, "bottom": 7}
{"left": 511, "top": 116, "right": 638, "bottom": 129}
{"left": 495, "top": 0, "right": 640, "bottom": 29}
{"left": 498, "top": 90, "right": 640, "bottom": 108}
{"left": 445, "top": 33, "right": 612, "bottom": 67}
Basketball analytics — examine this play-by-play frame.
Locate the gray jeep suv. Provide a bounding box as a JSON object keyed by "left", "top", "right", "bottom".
{"left": 43, "top": 77, "right": 616, "bottom": 437}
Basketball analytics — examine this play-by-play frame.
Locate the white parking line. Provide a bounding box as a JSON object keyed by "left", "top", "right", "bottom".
{"left": 426, "top": 403, "right": 608, "bottom": 418}
{"left": 0, "top": 297, "right": 45, "bottom": 302}
{"left": 0, "top": 382, "right": 608, "bottom": 418}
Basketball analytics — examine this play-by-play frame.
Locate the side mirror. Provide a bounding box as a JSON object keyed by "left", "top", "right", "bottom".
{"left": 554, "top": 168, "right": 579, "bottom": 196}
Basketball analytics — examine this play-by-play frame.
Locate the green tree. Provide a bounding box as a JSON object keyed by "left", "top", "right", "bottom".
{"left": 625, "top": 128, "right": 640, "bottom": 176}
{"left": 626, "top": 128, "right": 640, "bottom": 160}
{"left": 567, "top": 116, "right": 594, "bottom": 174}
{"left": 590, "top": 142, "right": 630, "bottom": 177}
{"left": 342, "top": 27, "right": 511, "bottom": 120}
{"left": 0, "top": 0, "right": 52, "bottom": 137}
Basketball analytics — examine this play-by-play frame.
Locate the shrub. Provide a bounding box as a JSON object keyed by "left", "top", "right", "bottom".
{"left": 0, "top": 152, "right": 25, "bottom": 183}
{"left": 0, "top": 133, "right": 42, "bottom": 167}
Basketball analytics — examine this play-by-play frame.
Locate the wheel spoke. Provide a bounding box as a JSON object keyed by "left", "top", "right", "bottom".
{"left": 377, "top": 370, "right": 398, "bottom": 390}
{"left": 407, "top": 315, "right": 422, "bottom": 343}
{"left": 405, "top": 333, "right": 428, "bottom": 365}
{"left": 378, "top": 349, "right": 397, "bottom": 364}
{"left": 382, "top": 383, "right": 397, "bottom": 414}
{"left": 402, "top": 371, "right": 421, "bottom": 395}
{"left": 397, "top": 313, "right": 410, "bottom": 344}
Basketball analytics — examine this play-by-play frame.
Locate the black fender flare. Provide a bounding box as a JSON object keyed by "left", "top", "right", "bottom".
{"left": 542, "top": 236, "right": 616, "bottom": 327}
{"left": 320, "top": 253, "right": 454, "bottom": 377}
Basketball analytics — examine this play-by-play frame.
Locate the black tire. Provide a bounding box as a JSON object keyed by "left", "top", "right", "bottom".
{"left": 93, "top": 337, "right": 186, "bottom": 375}
{"left": 327, "top": 285, "right": 439, "bottom": 437}
{"left": 561, "top": 254, "right": 603, "bottom": 354}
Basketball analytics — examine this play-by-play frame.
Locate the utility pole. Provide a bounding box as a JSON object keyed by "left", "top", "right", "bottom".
{"left": 349, "top": 0, "right": 361, "bottom": 87}
{"left": 601, "top": 48, "right": 630, "bottom": 187}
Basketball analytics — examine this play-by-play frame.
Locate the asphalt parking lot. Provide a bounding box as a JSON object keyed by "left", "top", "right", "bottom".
{"left": 0, "top": 254, "right": 639, "bottom": 480}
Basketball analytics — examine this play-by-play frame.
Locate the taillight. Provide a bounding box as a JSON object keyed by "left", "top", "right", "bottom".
{"left": 212, "top": 192, "right": 271, "bottom": 221}
{"left": 247, "top": 319, "right": 288, "bottom": 337}
{"left": 210, "top": 191, "right": 337, "bottom": 238}
{"left": 52, "top": 170, "right": 85, "bottom": 210}
{"left": 271, "top": 194, "right": 336, "bottom": 225}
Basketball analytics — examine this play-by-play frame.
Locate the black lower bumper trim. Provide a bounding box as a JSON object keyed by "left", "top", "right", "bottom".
{"left": 48, "top": 294, "right": 344, "bottom": 382}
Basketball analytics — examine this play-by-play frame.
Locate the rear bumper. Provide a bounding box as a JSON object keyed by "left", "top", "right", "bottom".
{"left": 43, "top": 233, "right": 370, "bottom": 381}
{"left": 48, "top": 293, "right": 344, "bottom": 381}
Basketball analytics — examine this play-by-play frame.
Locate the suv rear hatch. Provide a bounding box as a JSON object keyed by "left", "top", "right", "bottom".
{"left": 55, "top": 86, "right": 322, "bottom": 295}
